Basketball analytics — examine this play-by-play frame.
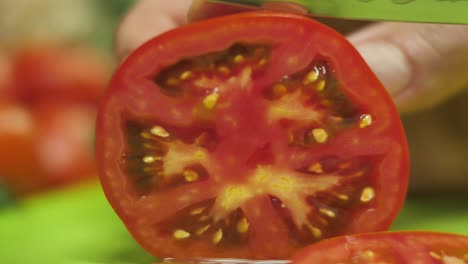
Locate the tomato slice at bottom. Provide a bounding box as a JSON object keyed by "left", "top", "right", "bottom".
{"left": 291, "top": 232, "right": 468, "bottom": 263}
{"left": 96, "top": 12, "right": 409, "bottom": 259}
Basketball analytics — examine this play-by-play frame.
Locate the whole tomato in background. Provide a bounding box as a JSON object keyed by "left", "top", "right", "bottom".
{"left": 0, "top": 99, "right": 41, "bottom": 195}
{"left": 31, "top": 100, "right": 98, "bottom": 190}
{"left": 12, "top": 44, "right": 109, "bottom": 104}
{"left": 0, "top": 43, "right": 111, "bottom": 197}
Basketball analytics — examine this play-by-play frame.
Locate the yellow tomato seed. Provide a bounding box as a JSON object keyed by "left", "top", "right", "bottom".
{"left": 360, "top": 114, "right": 373, "bottom": 128}
{"left": 304, "top": 70, "right": 319, "bottom": 85}
{"left": 213, "top": 229, "right": 223, "bottom": 244}
{"left": 173, "top": 229, "right": 191, "bottom": 240}
{"left": 360, "top": 187, "right": 375, "bottom": 203}
{"left": 150, "top": 126, "right": 169, "bottom": 138}
{"left": 237, "top": 218, "right": 249, "bottom": 233}
{"left": 203, "top": 93, "right": 219, "bottom": 109}
{"left": 312, "top": 128, "right": 328, "bottom": 143}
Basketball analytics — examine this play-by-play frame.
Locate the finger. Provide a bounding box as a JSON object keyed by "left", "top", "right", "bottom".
{"left": 348, "top": 22, "right": 468, "bottom": 113}
{"left": 114, "top": 0, "right": 192, "bottom": 60}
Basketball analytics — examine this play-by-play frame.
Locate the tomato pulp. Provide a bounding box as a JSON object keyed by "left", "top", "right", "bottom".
{"left": 291, "top": 232, "right": 468, "bottom": 263}
{"left": 96, "top": 12, "right": 409, "bottom": 259}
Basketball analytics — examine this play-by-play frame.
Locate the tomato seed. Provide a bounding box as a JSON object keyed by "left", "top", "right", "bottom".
{"left": 429, "top": 251, "right": 442, "bottom": 260}
{"left": 150, "top": 126, "right": 170, "bottom": 138}
{"left": 212, "top": 229, "right": 223, "bottom": 244}
{"left": 359, "top": 114, "right": 373, "bottom": 128}
{"left": 179, "top": 70, "right": 193, "bottom": 80}
{"left": 233, "top": 54, "right": 245, "bottom": 64}
{"left": 360, "top": 187, "right": 375, "bottom": 203}
{"left": 142, "top": 155, "right": 160, "bottom": 163}
{"left": 183, "top": 169, "right": 199, "bottom": 182}
{"left": 333, "top": 193, "right": 349, "bottom": 201}
{"left": 306, "top": 224, "right": 322, "bottom": 239}
{"left": 173, "top": 229, "right": 191, "bottom": 240}
{"left": 236, "top": 218, "right": 249, "bottom": 234}
{"left": 361, "top": 250, "right": 376, "bottom": 260}
{"left": 272, "top": 83, "right": 288, "bottom": 97}
{"left": 190, "top": 207, "right": 206, "bottom": 215}
{"left": 195, "top": 224, "right": 211, "bottom": 235}
{"left": 307, "top": 163, "right": 323, "bottom": 173}
{"left": 166, "top": 77, "right": 180, "bottom": 86}
{"left": 315, "top": 80, "right": 326, "bottom": 92}
{"left": 311, "top": 128, "right": 328, "bottom": 143}
{"left": 319, "top": 208, "right": 336, "bottom": 218}
{"left": 303, "top": 70, "right": 319, "bottom": 85}
{"left": 202, "top": 92, "right": 219, "bottom": 109}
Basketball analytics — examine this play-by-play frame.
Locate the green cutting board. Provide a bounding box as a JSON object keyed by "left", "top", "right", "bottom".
{"left": 0, "top": 180, "right": 466, "bottom": 263}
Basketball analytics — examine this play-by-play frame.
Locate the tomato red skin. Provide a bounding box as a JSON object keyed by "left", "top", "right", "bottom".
{"left": 11, "top": 44, "right": 110, "bottom": 105}
{"left": 0, "top": 99, "right": 44, "bottom": 195}
{"left": 31, "top": 100, "right": 97, "bottom": 189}
{"left": 0, "top": 99, "right": 97, "bottom": 196}
{"left": 0, "top": 44, "right": 107, "bottom": 196}
{"left": 290, "top": 231, "right": 468, "bottom": 263}
{"left": 96, "top": 12, "right": 409, "bottom": 259}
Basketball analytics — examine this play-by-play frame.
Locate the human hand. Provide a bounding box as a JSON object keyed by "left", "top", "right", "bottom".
{"left": 115, "top": 0, "right": 468, "bottom": 114}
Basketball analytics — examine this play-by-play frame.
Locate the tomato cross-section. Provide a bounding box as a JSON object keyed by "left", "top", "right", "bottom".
{"left": 291, "top": 232, "right": 468, "bottom": 263}
{"left": 96, "top": 12, "right": 409, "bottom": 260}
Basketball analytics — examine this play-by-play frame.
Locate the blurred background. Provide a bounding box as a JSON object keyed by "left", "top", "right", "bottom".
{"left": 0, "top": 0, "right": 131, "bottom": 200}
{"left": 0, "top": 1, "right": 466, "bottom": 263}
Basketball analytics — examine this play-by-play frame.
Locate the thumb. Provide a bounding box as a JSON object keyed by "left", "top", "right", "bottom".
{"left": 348, "top": 22, "right": 468, "bottom": 113}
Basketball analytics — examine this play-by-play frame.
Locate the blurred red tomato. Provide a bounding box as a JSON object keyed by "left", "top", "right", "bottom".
{"left": 32, "top": 100, "right": 97, "bottom": 188}
{"left": 0, "top": 99, "right": 44, "bottom": 195}
{"left": 11, "top": 44, "right": 110, "bottom": 104}
{"left": 0, "top": 44, "right": 110, "bottom": 197}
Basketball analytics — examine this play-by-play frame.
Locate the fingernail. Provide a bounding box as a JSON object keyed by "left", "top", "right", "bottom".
{"left": 354, "top": 42, "right": 412, "bottom": 96}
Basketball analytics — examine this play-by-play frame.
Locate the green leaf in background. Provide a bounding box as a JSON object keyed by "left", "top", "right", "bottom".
{"left": 0, "top": 180, "right": 466, "bottom": 264}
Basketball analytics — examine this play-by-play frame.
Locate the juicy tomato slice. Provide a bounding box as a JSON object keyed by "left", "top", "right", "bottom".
{"left": 291, "top": 231, "right": 468, "bottom": 263}
{"left": 96, "top": 12, "right": 409, "bottom": 259}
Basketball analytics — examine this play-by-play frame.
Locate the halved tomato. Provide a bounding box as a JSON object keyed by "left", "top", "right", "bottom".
{"left": 96, "top": 12, "right": 409, "bottom": 259}
{"left": 291, "top": 231, "right": 468, "bottom": 263}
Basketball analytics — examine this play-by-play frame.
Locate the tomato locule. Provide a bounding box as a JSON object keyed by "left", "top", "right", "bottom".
{"left": 96, "top": 12, "right": 409, "bottom": 260}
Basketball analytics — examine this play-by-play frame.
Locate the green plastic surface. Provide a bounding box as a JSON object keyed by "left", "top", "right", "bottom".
{"left": 0, "top": 181, "right": 466, "bottom": 263}
{"left": 212, "top": 0, "right": 468, "bottom": 24}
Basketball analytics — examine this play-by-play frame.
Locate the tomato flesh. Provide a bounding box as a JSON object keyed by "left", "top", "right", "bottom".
{"left": 291, "top": 232, "right": 468, "bottom": 264}
{"left": 96, "top": 12, "right": 409, "bottom": 259}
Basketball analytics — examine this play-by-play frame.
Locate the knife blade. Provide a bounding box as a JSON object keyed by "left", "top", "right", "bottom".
{"left": 209, "top": 0, "right": 468, "bottom": 24}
